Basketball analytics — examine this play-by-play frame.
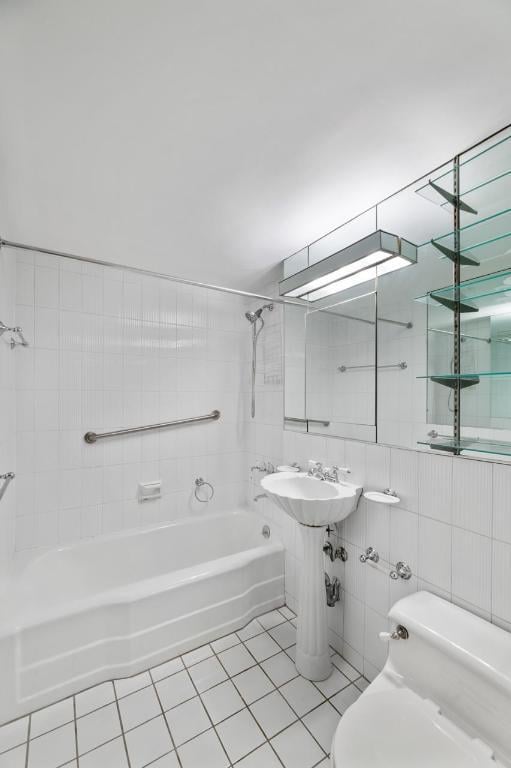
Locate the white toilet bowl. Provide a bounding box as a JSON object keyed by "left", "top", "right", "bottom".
{"left": 331, "top": 591, "right": 511, "bottom": 767}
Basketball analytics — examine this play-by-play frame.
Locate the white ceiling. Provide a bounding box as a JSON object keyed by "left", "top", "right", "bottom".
{"left": 1, "top": 0, "right": 511, "bottom": 290}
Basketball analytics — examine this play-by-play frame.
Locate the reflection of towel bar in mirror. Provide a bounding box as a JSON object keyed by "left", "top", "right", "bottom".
{"left": 338, "top": 362, "right": 407, "bottom": 372}
{"left": 285, "top": 416, "right": 331, "bottom": 427}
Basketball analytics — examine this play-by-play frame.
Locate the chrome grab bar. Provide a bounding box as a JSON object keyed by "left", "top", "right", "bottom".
{"left": 338, "top": 361, "right": 407, "bottom": 372}
{"left": 285, "top": 416, "right": 330, "bottom": 427}
{"left": 0, "top": 472, "right": 15, "bottom": 501}
{"left": 84, "top": 410, "right": 220, "bottom": 444}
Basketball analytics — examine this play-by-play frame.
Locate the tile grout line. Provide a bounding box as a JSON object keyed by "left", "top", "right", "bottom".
{"left": 24, "top": 714, "right": 31, "bottom": 768}
{"left": 149, "top": 672, "right": 185, "bottom": 768}
{"left": 72, "top": 695, "right": 79, "bottom": 768}
{"left": 112, "top": 679, "right": 132, "bottom": 768}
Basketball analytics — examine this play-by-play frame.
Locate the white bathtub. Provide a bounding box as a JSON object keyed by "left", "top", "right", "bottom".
{"left": 0, "top": 509, "right": 284, "bottom": 724}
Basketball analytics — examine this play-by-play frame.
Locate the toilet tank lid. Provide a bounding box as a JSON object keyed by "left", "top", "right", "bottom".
{"left": 389, "top": 591, "right": 511, "bottom": 696}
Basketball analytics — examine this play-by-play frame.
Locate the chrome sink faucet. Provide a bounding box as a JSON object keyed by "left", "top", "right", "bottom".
{"left": 250, "top": 461, "right": 275, "bottom": 475}
{"left": 308, "top": 461, "right": 351, "bottom": 483}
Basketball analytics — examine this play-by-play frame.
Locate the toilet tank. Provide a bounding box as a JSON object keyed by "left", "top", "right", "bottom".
{"left": 383, "top": 591, "right": 511, "bottom": 766}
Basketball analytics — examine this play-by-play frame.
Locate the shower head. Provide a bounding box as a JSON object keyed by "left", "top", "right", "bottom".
{"left": 245, "top": 303, "right": 273, "bottom": 323}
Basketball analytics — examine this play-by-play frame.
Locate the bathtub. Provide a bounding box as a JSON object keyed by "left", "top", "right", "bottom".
{"left": 0, "top": 508, "right": 284, "bottom": 724}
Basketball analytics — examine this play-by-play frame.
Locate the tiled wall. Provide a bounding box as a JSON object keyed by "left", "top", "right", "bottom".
{"left": 13, "top": 249, "right": 251, "bottom": 551}
{"left": 0, "top": 250, "right": 16, "bottom": 573}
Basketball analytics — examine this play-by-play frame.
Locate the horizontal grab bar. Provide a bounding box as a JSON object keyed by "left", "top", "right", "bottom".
{"left": 285, "top": 416, "right": 330, "bottom": 427}
{"left": 338, "top": 362, "right": 407, "bottom": 372}
{"left": 84, "top": 410, "right": 220, "bottom": 444}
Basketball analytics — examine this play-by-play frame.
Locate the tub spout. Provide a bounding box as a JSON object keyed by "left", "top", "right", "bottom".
{"left": 254, "top": 493, "right": 267, "bottom": 502}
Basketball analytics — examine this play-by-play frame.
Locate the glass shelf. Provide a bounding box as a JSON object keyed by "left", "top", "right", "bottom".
{"left": 421, "top": 207, "right": 511, "bottom": 261}
{"left": 418, "top": 371, "right": 511, "bottom": 379}
{"left": 418, "top": 434, "right": 511, "bottom": 457}
{"left": 415, "top": 268, "right": 511, "bottom": 312}
{"left": 416, "top": 130, "right": 511, "bottom": 217}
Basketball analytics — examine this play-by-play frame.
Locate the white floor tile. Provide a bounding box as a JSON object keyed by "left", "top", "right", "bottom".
{"left": 237, "top": 619, "right": 265, "bottom": 642}
{"left": 218, "top": 644, "right": 256, "bottom": 676}
{"left": 232, "top": 666, "right": 275, "bottom": 704}
{"left": 235, "top": 742, "right": 282, "bottom": 767}
{"left": 211, "top": 633, "right": 240, "bottom": 654}
{"left": 200, "top": 680, "right": 245, "bottom": 724}
{"left": 148, "top": 753, "right": 180, "bottom": 768}
{"left": 269, "top": 622, "right": 297, "bottom": 649}
{"left": 75, "top": 682, "right": 115, "bottom": 717}
{"left": 261, "top": 651, "right": 298, "bottom": 687}
{"left": 124, "top": 715, "right": 174, "bottom": 767}
{"left": 314, "top": 667, "right": 350, "bottom": 698}
{"left": 215, "top": 708, "right": 265, "bottom": 763}
{"left": 355, "top": 677, "right": 369, "bottom": 692}
{"left": 278, "top": 606, "right": 296, "bottom": 620}
{"left": 79, "top": 737, "right": 128, "bottom": 768}
{"left": 331, "top": 654, "right": 360, "bottom": 680}
{"left": 302, "top": 701, "right": 340, "bottom": 752}
{"left": 271, "top": 720, "right": 324, "bottom": 768}
{"left": 257, "top": 610, "right": 286, "bottom": 631}
{"left": 280, "top": 676, "right": 325, "bottom": 716}
{"left": 188, "top": 656, "right": 227, "bottom": 693}
{"left": 0, "top": 717, "right": 28, "bottom": 754}
{"left": 28, "top": 722, "right": 76, "bottom": 768}
{"left": 244, "top": 632, "right": 281, "bottom": 662}
{"left": 178, "top": 728, "right": 228, "bottom": 768}
{"left": 77, "top": 702, "right": 121, "bottom": 754}
{"left": 150, "top": 657, "right": 184, "bottom": 683}
{"left": 182, "top": 645, "right": 213, "bottom": 668}
{"left": 31, "top": 698, "right": 74, "bottom": 739}
{"left": 117, "top": 686, "right": 161, "bottom": 731}
{"left": 114, "top": 672, "right": 152, "bottom": 699}
{"left": 155, "top": 670, "right": 196, "bottom": 711}
{"left": 164, "top": 697, "right": 210, "bottom": 746}
{"left": 330, "top": 684, "right": 361, "bottom": 714}
{"left": 0, "top": 744, "right": 26, "bottom": 768}
{"left": 249, "top": 691, "right": 297, "bottom": 738}
{"left": 285, "top": 645, "right": 296, "bottom": 662}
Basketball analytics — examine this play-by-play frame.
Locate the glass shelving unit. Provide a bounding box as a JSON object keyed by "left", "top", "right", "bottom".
{"left": 415, "top": 126, "right": 511, "bottom": 456}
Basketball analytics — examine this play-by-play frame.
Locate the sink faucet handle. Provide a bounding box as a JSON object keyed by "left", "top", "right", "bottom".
{"left": 308, "top": 459, "right": 323, "bottom": 475}
{"left": 332, "top": 466, "right": 351, "bottom": 480}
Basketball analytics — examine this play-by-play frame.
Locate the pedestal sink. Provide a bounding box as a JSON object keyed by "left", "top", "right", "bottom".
{"left": 261, "top": 471, "right": 362, "bottom": 681}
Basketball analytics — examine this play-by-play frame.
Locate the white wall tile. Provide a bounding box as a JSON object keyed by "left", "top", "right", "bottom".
{"left": 390, "top": 448, "right": 418, "bottom": 513}
{"left": 417, "top": 516, "right": 452, "bottom": 593}
{"left": 492, "top": 540, "right": 511, "bottom": 623}
{"left": 452, "top": 457, "right": 492, "bottom": 536}
{"left": 452, "top": 529, "right": 491, "bottom": 612}
{"left": 492, "top": 463, "right": 511, "bottom": 544}
{"left": 418, "top": 453, "right": 452, "bottom": 523}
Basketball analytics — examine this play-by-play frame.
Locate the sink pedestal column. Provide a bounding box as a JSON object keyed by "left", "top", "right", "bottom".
{"left": 295, "top": 524, "right": 332, "bottom": 681}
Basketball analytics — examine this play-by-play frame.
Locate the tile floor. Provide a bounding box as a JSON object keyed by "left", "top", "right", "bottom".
{"left": 0, "top": 607, "right": 367, "bottom": 768}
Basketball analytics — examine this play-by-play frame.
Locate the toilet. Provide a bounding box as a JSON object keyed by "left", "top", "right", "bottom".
{"left": 331, "top": 591, "right": 511, "bottom": 767}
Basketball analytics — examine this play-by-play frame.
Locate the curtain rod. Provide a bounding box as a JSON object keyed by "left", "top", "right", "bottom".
{"left": 0, "top": 236, "right": 311, "bottom": 308}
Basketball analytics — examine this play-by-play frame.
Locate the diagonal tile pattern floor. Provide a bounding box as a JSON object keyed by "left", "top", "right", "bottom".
{"left": 0, "top": 607, "right": 366, "bottom": 768}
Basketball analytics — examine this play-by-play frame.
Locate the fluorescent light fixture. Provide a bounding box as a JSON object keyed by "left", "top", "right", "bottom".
{"left": 280, "top": 230, "right": 417, "bottom": 302}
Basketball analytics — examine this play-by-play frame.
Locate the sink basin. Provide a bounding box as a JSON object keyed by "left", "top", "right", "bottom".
{"left": 261, "top": 472, "right": 362, "bottom": 526}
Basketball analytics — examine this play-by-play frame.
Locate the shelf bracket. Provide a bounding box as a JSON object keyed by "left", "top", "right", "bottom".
{"left": 429, "top": 293, "right": 479, "bottom": 313}
{"left": 430, "top": 240, "right": 480, "bottom": 267}
{"left": 428, "top": 179, "right": 478, "bottom": 215}
{"left": 430, "top": 376, "right": 480, "bottom": 390}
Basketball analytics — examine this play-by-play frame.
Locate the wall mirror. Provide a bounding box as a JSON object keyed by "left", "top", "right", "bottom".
{"left": 282, "top": 124, "right": 511, "bottom": 459}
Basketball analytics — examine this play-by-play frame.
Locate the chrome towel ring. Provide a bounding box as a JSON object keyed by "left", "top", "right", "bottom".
{"left": 194, "top": 477, "right": 214, "bottom": 502}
